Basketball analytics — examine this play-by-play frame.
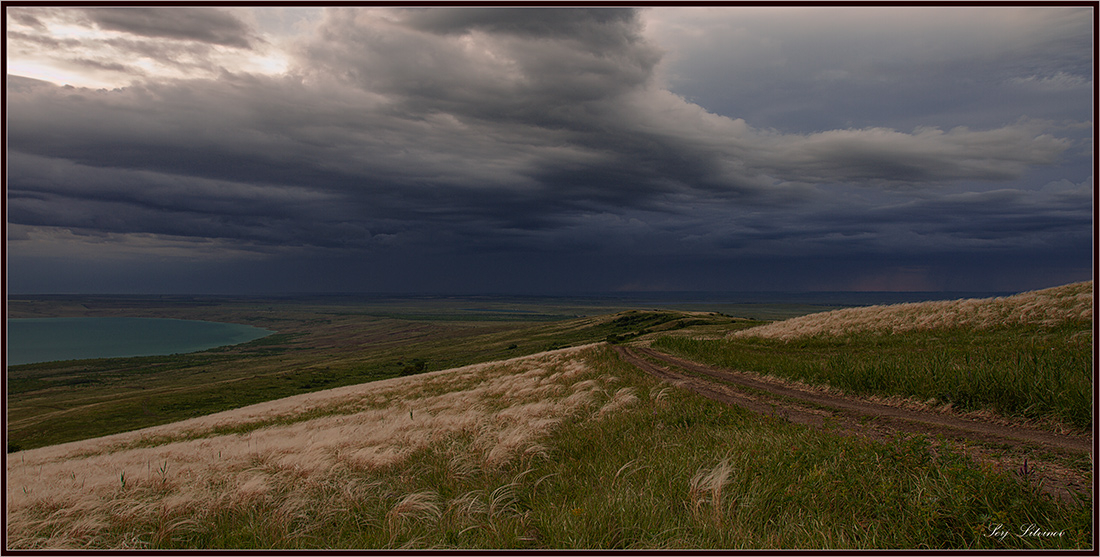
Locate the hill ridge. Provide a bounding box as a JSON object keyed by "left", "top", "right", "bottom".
{"left": 733, "top": 281, "right": 1093, "bottom": 340}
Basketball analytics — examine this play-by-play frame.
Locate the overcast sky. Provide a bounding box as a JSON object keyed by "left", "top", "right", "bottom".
{"left": 5, "top": 6, "right": 1094, "bottom": 294}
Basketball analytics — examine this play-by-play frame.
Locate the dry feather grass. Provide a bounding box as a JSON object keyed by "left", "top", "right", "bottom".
{"left": 6, "top": 344, "right": 631, "bottom": 549}
{"left": 597, "top": 387, "right": 640, "bottom": 419}
{"left": 387, "top": 490, "right": 442, "bottom": 530}
{"left": 733, "top": 281, "right": 1092, "bottom": 341}
{"left": 689, "top": 459, "right": 734, "bottom": 524}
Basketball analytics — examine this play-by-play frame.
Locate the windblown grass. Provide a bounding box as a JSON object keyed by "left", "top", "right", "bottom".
{"left": 734, "top": 281, "right": 1092, "bottom": 340}
{"left": 6, "top": 345, "right": 1089, "bottom": 549}
{"left": 7, "top": 346, "right": 615, "bottom": 548}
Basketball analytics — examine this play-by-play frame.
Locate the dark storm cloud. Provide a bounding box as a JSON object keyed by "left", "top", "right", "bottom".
{"left": 6, "top": 151, "right": 378, "bottom": 252}
{"left": 401, "top": 7, "right": 639, "bottom": 42}
{"left": 755, "top": 124, "right": 1072, "bottom": 185}
{"left": 858, "top": 190, "right": 1087, "bottom": 253}
{"left": 12, "top": 70, "right": 1066, "bottom": 259}
{"left": 651, "top": 7, "right": 1093, "bottom": 133}
{"left": 300, "top": 7, "right": 660, "bottom": 124}
{"left": 872, "top": 184, "right": 1093, "bottom": 247}
{"left": 6, "top": 7, "right": 1092, "bottom": 294}
{"left": 79, "top": 7, "right": 259, "bottom": 48}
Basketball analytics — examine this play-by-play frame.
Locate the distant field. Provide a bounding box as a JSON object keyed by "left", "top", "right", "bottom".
{"left": 7, "top": 289, "right": 1008, "bottom": 322}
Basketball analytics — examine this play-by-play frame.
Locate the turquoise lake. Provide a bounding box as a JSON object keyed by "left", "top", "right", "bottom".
{"left": 6, "top": 317, "right": 273, "bottom": 366}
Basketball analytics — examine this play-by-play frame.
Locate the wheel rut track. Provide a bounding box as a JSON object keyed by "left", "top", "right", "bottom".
{"left": 614, "top": 344, "right": 1093, "bottom": 502}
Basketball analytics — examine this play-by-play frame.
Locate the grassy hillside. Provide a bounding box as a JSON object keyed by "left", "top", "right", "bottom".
{"left": 6, "top": 345, "right": 1089, "bottom": 549}
{"left": 6, "top": 287, "right": 1091, "bottom": 549}
{"left": 652, "top": 282, "right": 1093, "bottom": 430}
{"left": 733, "top": 281, "right": 1092, "bottom": 340}
{"left": 7, "top": 305, "right": 739, "bottom": 451}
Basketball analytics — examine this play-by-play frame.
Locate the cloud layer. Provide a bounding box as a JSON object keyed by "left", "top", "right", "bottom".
{"left": 5, "top": 7, "right": 1093, "bottom": 293}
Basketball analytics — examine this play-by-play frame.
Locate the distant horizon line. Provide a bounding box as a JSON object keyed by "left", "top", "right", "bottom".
{"left": 7, "top": 288, "right": 1033, "bottom": 298}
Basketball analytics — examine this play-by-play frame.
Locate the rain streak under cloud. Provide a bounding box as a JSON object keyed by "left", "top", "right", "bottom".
{"left": 5, "top": 6, "right": 1094, "bottom": 294}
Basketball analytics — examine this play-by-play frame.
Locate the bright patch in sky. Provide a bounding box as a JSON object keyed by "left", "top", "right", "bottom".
{"left": 6, "top": 8, "right": 293, "bottom": 88}
{"left": 6, "top": 60, "right": 109, "bottom": 89}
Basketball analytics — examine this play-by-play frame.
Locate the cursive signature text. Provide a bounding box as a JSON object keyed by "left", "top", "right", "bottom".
{"left": 987, "top": 523, "right": 1066, "bottom": 541}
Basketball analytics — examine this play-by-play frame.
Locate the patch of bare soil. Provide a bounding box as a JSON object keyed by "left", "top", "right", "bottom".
{"left": 614, "top": 345, "right": 1093, "bottom": 503}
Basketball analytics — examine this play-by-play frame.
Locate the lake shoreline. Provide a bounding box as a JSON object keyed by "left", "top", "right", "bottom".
{"left": 7, "top": 317, "right": 273, "bottom": 366}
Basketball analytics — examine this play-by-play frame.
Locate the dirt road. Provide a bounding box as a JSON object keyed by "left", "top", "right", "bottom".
{"left": 614, "top": 345, "right": 1093, "bottom": 502}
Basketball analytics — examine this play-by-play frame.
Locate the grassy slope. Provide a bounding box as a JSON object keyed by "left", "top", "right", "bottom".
{"left": 8, "top": 303, "right": 736, "bottom": 450}
{"left": 6, "top": 287, "right": 1092, "bottom": 548}
{"left": 733, "top": 281, "right": 1092, "bottom": 339}
{"left": 653, "top": 282, "right": 1093, "bottom": 430}
{"left": 5, "top": 345, "right": 1089, "bottom": 549}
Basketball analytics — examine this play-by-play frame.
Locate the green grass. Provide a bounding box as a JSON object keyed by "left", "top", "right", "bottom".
{"left": 18, "top": 346, "right": 1087, "bottom": 549}
{"left": 7, "top": 294, "right": 1092, "bottom": 548}
{"left": 7, "top": 306, "right": 741, "bottom": 450}
{"left": 651, "top": 322, "right": 1092, "bottom": 430}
